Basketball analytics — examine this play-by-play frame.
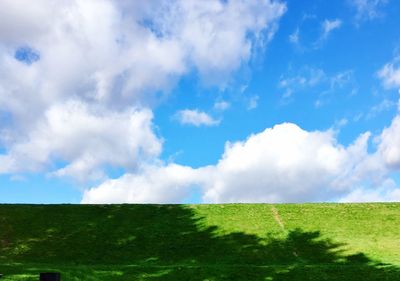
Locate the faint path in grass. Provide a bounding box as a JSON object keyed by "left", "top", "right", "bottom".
{"left": 271, "top": 206, "right": 285, "bottom": 231}
{"left": 271, "top": 205, "right": 299, "bottom": 257}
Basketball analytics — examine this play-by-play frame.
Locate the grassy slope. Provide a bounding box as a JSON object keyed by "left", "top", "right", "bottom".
{"left": 0, "top": 203, "right": 399, "bottom": 280}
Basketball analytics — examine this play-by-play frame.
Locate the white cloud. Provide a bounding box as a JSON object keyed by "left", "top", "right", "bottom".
{"left": 0, "top": 0, "right": 286, "bottom": 181}
{"left": 83, "top": 122, "right": 398, "bottom": 204}
{"left": 214, "top": 100, "right": 230, "bottom": 111}
{"left": 289, "top": 28, "right": 299, "bottom": 44}
{"left": 279, "top": 67, "right": 326, "bottom": 91}
{"left": 349, "top": 0, "right": 389, "bottom": 21}
{"left": 321, "top": 19, "right": 342, "bottom": 40}
{"left": 82, "top": 163, "right": 200, "bottom": 203}
{"left": 157, "top": 0, "right": 287, "bottom": 85}
{"left": 279, "top": 67, "right": 355, "bottom": 106}
{"left": 366, "top": 98, "right": 397, "bottom": 119}
{"left": 375, "top": 58, "right": 400, "bottom": 170}
{"left": 378, "top": 57, "right": 400, "bottom": 89}
{"left": 174, "top": 109, "right": 220, "bottom": 127}
{"left": 201, "top": 123, "right": 375, "bottom": 203}
{"left": 334, "top": 118, "right": 349, "bottom": 129}
{"left": 288, "top": 17, "right": 342, "bottom": 50}
{"left": 340, "top": 188, "right": 400, "bottom": 202}
{"left": 247, "top": 95, "right": 259, "bottom": 110}
{"left": 339, "top": 179, "right": 400, "bottom": 202}
{"left": 306, "top": 19, "right": 342, "bottom": 49}
{"left": 377, "top": 115, "right": 400, "bottom": 169}
{"left": 0, "top": 101, "right": 161, "bottom": 181}
{"left": 0, "top": 0, "right": 55, "bottom": 44}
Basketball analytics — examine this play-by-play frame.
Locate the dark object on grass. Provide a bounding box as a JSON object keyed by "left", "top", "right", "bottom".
{"left": 40, "top": 272, "right": 61, "bottom": 281}
{"left": 0, "top": 273, "right": 3, "bottom": 278}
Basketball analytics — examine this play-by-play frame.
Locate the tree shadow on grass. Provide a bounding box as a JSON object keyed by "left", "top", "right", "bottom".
{"left": 0, "top": 204, "right": 399, "bottom": 280}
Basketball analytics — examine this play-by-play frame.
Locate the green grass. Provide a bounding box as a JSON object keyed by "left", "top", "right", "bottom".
{"left": 0, "top": 203, "right": 399, "bottom": 280}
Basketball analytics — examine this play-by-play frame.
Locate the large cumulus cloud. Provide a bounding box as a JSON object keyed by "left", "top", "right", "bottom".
{"left": 82, "top": 121, "right": 399, "bottom": 204}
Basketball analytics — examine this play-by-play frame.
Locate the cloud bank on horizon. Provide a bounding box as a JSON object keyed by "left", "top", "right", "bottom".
{"left": 1, "top": 0, "right": 400, "bottom": 204}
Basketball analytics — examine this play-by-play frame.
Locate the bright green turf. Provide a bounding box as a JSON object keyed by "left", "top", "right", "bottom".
{"left": 0, "top": 203, "right": 399, "bottom": 280}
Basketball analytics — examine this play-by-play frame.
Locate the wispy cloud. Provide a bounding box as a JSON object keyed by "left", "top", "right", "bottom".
{"left": 247, "top": 95, "right": 259, "bottom": 110}
{"left": 278, "top": 66, "right": 356, "bottom": 107}
{"left": 289, "top": 28, "right": 300, "bottom": 44}
{"left": 174, "top": 109, "right": 220, "bottom": 127}
{"left": 214, "top": 100, "right": 230, "bottom": 111}
{"left": 349, "top": 0, "right": 389, "bottom": 22}
{"left": 366, "top": 99, "right": 397, "bottom": 119}
{"left": 278, "top": 67, "right": 326, "bottom": 99}
{"left": 290, "top": 17, "right": 342, "bottom": 50}
{"left": 321, "top": 19, "right": 342, "bottom": 39}
{"left": 313, "top": 19, "right": 342, "bottom": 47}
{"left": 378, "top": 56, "right": 400, "bottom": 89}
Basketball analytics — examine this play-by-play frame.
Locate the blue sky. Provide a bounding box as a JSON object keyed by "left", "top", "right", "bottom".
{"left": 1, "top": 0, "right": 400, "bottom": 204}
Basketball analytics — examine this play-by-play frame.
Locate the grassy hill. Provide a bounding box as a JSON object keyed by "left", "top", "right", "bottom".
{"left": 0, "top": 203, "right": 399, "bottom": 280}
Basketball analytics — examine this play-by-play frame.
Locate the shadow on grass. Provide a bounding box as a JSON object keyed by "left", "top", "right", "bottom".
{"left": 0, "top": 204, "right": 399, "bottom": 280}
